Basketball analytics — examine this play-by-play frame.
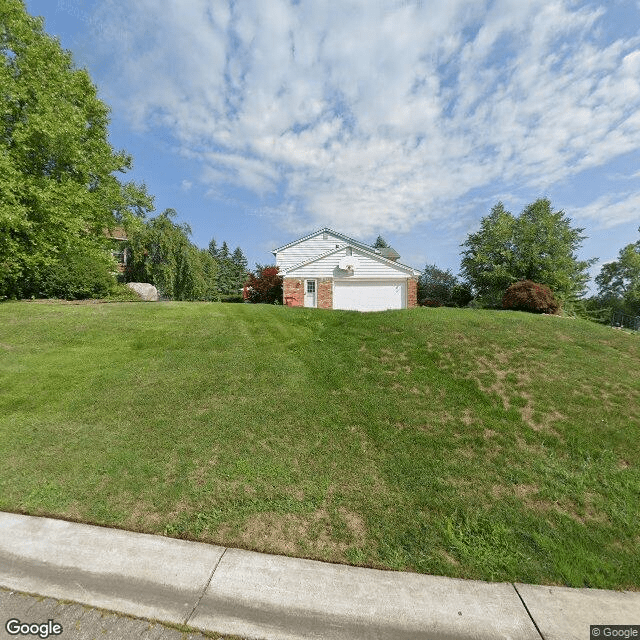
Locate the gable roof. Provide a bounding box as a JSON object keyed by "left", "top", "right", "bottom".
{"left": 272, "top": 227, "right": 373, "bottom": 255}
{"left": 283, "top": 243, "right": 420, "bottom": 276}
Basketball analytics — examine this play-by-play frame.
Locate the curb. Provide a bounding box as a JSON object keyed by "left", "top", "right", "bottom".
{"left": 1, "top": 512, "right": 638, "bottom": 640}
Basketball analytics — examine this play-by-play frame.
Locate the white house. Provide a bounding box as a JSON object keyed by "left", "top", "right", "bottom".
{"left": 273, "top": 228, "right": 420, "bottom": 311}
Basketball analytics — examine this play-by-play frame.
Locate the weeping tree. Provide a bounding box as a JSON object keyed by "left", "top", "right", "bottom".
{"left": 125, "top": 209, "right": 218, "bottom": 301}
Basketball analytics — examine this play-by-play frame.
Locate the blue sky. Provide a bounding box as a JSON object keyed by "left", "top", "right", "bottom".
{"left": 24, "top": 0, "right": 640, "bottom": 291}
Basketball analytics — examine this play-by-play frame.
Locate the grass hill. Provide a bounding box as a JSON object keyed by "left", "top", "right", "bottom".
{"left": 1, "top": 301, "right": 638, "bottom": 589}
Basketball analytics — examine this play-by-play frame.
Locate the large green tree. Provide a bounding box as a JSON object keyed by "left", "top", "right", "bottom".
{"left": 460, "top": 199, "right": 595, "bottom": 307}
{"left": 0, "top": 0, "right": 152, "bottom": 298}
{"left": 595, "top": 227, "right": 640, "bottom": 316}
{"left": 125, "top": 209, "right": 218, "bottom": 301}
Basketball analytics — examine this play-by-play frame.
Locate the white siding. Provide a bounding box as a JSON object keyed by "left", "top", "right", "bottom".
{"left": 276, "top": 233, "right": 371, "bottom": 270}
{"left": 287, "top": 247, "right": 413, "bottom": 279}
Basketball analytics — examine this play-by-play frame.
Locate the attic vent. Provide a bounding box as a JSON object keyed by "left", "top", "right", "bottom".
{"left": 346, "top": 247, "right": 352, "bottom": 256}
{"left": 323, "top": 232, "right": 328, "bottom": 240}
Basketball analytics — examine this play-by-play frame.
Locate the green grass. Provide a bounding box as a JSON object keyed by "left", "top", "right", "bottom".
{"left": 1, "top": 301, "right": 639, "bottom": 589}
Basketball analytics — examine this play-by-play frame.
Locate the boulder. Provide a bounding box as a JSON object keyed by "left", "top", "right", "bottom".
{"left": 127, "top": 282, "right": 159, "bottom": 301}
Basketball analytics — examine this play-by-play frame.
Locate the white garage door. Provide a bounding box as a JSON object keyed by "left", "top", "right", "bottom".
{"left": 333, "top": 280, "right": 405, "bottom": 311}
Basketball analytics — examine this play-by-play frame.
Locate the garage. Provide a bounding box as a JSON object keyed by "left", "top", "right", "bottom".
{"left": 333, "top": 280, "right": 406, "bottom": 312}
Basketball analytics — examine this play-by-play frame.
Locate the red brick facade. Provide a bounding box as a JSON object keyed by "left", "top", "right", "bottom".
{"left": 283, "top": 277, "right": 333, "bottom": 308}
{"left": 283, "top": 278, "right": 304, "bottom": 306}
{"left": 407, "top": 277, "right": 418, "bottom": 308}
{"left": 317, "top": 279, "right": 332, "bottom": 309}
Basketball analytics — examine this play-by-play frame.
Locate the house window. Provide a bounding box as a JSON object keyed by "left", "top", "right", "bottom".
{"left": 306, "top": 280, "right": 316, "bottom": 294}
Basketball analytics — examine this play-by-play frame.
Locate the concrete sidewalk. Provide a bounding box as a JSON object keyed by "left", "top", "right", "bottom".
{"left": 0, "top": 512, "right": 638, "bottom": 640}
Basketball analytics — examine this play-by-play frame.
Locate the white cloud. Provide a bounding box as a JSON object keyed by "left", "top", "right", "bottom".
{"left": 570, "top": 191, "right": 640, "bottom": 228}
{"left": 93, "top": 0, "right": 640, "bottom": 235}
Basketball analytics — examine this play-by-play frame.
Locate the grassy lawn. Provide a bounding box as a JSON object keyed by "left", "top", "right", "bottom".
{"left": 1, "top": 301, "right": 639, "bottom": 589}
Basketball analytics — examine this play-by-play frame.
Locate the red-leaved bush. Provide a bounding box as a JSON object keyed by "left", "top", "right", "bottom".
{"left": 243, "top": 266, "right": 283, "bottom": 304}
{"left": 502, "top": 280, "right": 560, "bottom": 314}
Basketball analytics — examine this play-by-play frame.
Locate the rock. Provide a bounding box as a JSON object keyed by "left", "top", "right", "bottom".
{"left": 126, "top": 282, "right": 159, "bottom": 301}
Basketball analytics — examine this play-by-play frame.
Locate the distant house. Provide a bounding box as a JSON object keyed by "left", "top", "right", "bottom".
{"left": 273, "top": 228, "right": 420, "bottom": 311}
{"left": 104, "top": 226, "right": 128, "bottom": 273}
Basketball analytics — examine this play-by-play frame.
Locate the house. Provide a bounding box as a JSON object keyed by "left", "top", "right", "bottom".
{"left": 273, "top": 228, "right": 420, "bottom": 311}
{"left": 104, "top": 226, "right": 129, "bottom": 273}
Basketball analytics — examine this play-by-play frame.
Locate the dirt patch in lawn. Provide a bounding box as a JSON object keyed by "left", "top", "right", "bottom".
{"left": 232, "top": 505, "right": 368, "bottom": 562}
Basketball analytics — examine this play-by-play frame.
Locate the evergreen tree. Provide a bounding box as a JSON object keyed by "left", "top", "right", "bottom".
{"left": 207, "top": 238, "right": 219, "bottom": 260}
{"left": 216, "top": 241, "right": 235, "bottom": 295}
{"left": 230, "top": 246, "right": 249, "bottom": 293}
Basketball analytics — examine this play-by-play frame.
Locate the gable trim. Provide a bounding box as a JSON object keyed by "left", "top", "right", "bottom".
{"left": 282, "top": 244, "right": 420, "bottom": 276}
{"left": 272, "top": 227, "right": 373, "bottom": 255}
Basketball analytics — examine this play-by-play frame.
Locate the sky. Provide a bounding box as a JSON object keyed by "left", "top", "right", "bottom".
{"left": 22, "top": 0, "right": 640, "bottom": 291}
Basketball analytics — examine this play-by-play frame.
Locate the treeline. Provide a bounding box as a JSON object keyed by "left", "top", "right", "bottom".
{"left": 1, "top": 1, "right": 154, "bottom": 299}
{"left": 418, "top": 198, "right": 640, "bottom": 324}
{"left": 122, "top": 209, "right": 249, "bottom": 301}
{"left": 0, "top": 1, "right": 252, "bottom": 302}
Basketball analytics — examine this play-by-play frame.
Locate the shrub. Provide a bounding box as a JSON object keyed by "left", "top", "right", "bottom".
{"left": 37, "top": 247, "right": 115, "bottom": 300}
{"left": 244, "top": 265, "right": 283, "bottom": 304}
{"left": 105, "top": 283, "right": 143, "bottom": 302}
{"left": 502, "top": 280, "right": 560, "bottom": 314}
{"left": 420, "top": 299, "right": 443, "bottom": 307}
{"left": 450, "top": 283, "right": 473, "bottom": 307}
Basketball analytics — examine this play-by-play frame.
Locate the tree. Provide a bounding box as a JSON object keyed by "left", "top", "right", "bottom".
{"left": 0, "top": 0, "right": 152, "bottom": 298}
{"left": 230, "top": 246, "right": 249, "bottom": 294}
{"left": 595, "top": 227, "right": 640, "bottom": 316}
{"left": 512, "top": 199, "right": 594, "bottom": 303}
{"left": 198, "top": 249, "right": 219, "bottom": 302}
{"left": 459, "top": 203, "right": 518, "bottom": 307}
{"left": 418, "top": 264, "right": 458, "bottom": 305}
{"left": 373, "top": 235, "right": 389, "bottom": 248}
{"left": 216, "top": 240, "right": 235, "bottom": 295}
{"left": 244, "top": 265, "right": 283, "bottom": 304}
{"left": 125, "top": 209, "right": 218, "bottom": 300}
{"left": 460, "top": 199, "right": 595, "bottom": 307}
{"left": 207, "top": 238, "right": 219, "bottom": 260}
{"left": 206, "top": 238, "right": 250, "bottom": 298}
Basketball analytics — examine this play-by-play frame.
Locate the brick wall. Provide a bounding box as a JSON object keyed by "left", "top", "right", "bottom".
{"left": 407, "top": 277, "right": 418, "bottom": 308}
{"left": 283, "top": 278, "right": 304, "bottom": 306}
{"left": 317, "top": 279, "right": 333, "bottom": 309}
